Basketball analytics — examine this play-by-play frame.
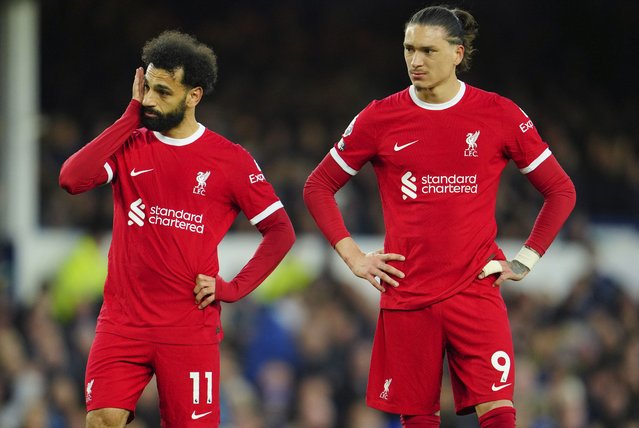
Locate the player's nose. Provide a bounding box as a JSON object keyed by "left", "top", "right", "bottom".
{"left": 142, "top": 91, "right": 157, "bottom": 108}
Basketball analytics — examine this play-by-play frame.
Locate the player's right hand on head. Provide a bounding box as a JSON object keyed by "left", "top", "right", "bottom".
{"left": 194, "top": 274, "right": 216, "bottom": 309}
{"left": 132, "top": 67, "right": 145, "bottom": 103}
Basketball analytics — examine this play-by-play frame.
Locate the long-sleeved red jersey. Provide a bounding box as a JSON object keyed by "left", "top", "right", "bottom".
{"left": 304, "top": 82, "right": 576, "bottom": 309}
{"left": 60, "top": 100, "right": 295, "bottom": 344}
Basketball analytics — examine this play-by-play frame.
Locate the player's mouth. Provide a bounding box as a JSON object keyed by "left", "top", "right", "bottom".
{"left": 410, "top": 71, "right": 426, "bottom": 79}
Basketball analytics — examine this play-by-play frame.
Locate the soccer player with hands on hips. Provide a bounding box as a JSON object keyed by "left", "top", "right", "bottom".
{"left": 60, "top": 31, "right": 295, "bottom": 427}
{"left": 304, "top": 5, "right": 575, "bottom": 428}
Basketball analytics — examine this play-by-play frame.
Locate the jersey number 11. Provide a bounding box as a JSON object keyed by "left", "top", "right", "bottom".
{"left": 189, "top": 371, "right": 213, "bottom": 404}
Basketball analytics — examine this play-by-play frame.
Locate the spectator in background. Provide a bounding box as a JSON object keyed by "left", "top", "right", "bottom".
{"left": 37, "top": 2, "right": 639, "bottom": 235}
{"left": 304, "top": 5, "right": 575, "bottom": 427}
{"left": 58, "top": 30, "right": 294, "bottom": 427}
{"left": 2, "top": 258, "right": 639, "bottom": 426}
{"left": 14, "top": 1, "right": 638, "bottom": 427}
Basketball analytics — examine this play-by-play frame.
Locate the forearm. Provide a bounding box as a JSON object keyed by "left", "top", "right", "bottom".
{"left": 518, "top": 155, "right": 576, "bottom": 268}
{"left": 303, "top": 154, "right": 352, "bottom": 247}
{"left": 484, "top": 157, "right": 575, "bottom": 280}
{"left": 215, "top": 209, "right": 295, "bottom": 302}
{"left": 525, "top": 156, "right": 576, "bottom": 253}
{"left": 59, "top": 100, "right": 141, "bottom": 194}
{"left": 334, "top": 237, "right": 366, "bottom": 270}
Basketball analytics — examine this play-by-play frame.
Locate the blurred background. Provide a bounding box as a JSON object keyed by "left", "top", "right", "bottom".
{"left": 1, "top": 0, "right": 638, "bottom": 427}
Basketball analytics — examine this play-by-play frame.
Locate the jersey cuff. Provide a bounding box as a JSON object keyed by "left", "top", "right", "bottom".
{"left": 249, "top": 201, "right": 284, "bottom": 225}
{"left": 519, "top": 148, "right": 552, "bottom": 174}
{"left": 329, "top": 146, "right": 358, "bottom": 176}
{"left": 104, "top": 162, "right": 114, "bottom": 183}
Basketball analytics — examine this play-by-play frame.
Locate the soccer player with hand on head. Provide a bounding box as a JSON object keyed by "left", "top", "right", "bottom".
{"left": 304, "top": 5, "right": 575, "bottom": 427}
{"left": 60, "top": 31, "right": 295, "bottom": 427}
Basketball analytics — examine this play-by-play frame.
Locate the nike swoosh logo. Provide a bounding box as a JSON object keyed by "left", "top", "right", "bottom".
{"left": 130, "top": 168, "right": 153, "bottom": 176}
{"left": 393, "top": 140, "right": 419, "bottom": 151}
{"left": 491, "top": 383, "right": 512, "bottom": 392}
{"left": 191, "top": 411, "right": 213, "bottom": 420}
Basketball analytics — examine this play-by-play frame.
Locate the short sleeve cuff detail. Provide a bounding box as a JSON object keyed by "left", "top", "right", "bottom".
{"left": 329, "top": 147, "right": 358, "bottom": 176}
{"left": 520, "top": 148, "right": 552, "bottom": 174}
{"left": 249, "top": 201, "right": 284, "bottom": 225}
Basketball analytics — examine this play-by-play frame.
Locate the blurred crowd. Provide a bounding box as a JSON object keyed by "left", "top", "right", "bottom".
{"left": 1, "top": 252, "right": 639, "bottom": 427}
{"left": 2, "top": 0, "right": 639, "bottom": 427}
{"left": 36, "top": 0, "right": 639, "bottom": 233}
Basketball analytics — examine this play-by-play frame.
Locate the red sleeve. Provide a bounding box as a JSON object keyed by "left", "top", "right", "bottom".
{"left": 214, "top": 208, "right": 295, "bottom": 303}
{"left": 303, "top": 153, "right": 353, "bottom": 247}
{"left": 524, "top": 155, "right": 576, "bottom": 255}
{"left": 59, "top": 100, "right": 141, "bottom": 194}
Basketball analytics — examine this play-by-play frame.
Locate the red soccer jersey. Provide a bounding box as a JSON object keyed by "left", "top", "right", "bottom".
{"left": 98, "top": 124, "right": 283, "bottom": 344}
{"left": 330, "top": 82, "right": 551, "bottom": 309}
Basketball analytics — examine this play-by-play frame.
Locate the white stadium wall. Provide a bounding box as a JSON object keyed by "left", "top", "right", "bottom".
{"left": 16, "top": 226, "right": 639, "bottom": 305}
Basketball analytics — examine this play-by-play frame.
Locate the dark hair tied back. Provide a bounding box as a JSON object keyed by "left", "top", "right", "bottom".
{"left": 406, "top": 5, "right": 479, "bottom": 72}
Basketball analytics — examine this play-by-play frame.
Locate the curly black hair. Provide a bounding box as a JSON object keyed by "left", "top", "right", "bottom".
{"left": 141, "top": 30, "right": 218, "bottom": 95}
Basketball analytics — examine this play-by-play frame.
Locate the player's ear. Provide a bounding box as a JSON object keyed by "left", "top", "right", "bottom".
{"left": 454, "top": 44, "right": 464, "bottom": 67}
{"left": 187, "top": 87, "right": 203, "bottom": 108}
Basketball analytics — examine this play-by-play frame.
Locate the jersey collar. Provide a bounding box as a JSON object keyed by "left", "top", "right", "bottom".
{"left": 409, "top": 81, "right": 466, "bottom": 111}
{"left": 153, "top": 123, "right": 205, "bottom": 146}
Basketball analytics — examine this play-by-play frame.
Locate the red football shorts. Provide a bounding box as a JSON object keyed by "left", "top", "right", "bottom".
{"left": 367, "top": 276, "right": 515, "bottom": 415}
{"left": 85, "top": 332, "right": 220, "bottom": 427}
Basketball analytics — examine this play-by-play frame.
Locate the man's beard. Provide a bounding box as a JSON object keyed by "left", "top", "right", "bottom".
{"left": 141, "top": 101, "right": 187, "bottom": 133}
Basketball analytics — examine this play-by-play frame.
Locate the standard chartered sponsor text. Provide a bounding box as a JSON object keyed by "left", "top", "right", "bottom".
{"left": 149, "top": 205, "right": 205, "bottom": 234}
{"left": 421, "top": 174, "right": 478, "bottom": 194}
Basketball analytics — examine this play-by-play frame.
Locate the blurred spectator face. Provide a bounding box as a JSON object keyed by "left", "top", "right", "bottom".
{"left": 403, "top": 25, "right": 462, "bottom": 92}
{"left": 297, "top": 376, "right": 336, "bottom": 428}
{"left": 22, "top": 398, "right": 49, "bottom": 428}
{"left": 623, "top": 338, "right": 639, "bottom": 393}
{"left": 51, "top": 374, "right": 80, "bottom": 413}
{"left": 347, "top": 401, "right": 386, "bottom": 428}
{"left": 257, "top": 360, "right": 294, "bottom": 427}
{"left": 0, "top": 329, "right": 27, "bottom": 375}
{"left": 141, "top": 64, "right": 189, "bottom": 132}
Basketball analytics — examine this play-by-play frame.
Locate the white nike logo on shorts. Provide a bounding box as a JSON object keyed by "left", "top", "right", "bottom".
{"left": 394, "top": 140, "right": 419, "bottom": 151}
{"left": 191, "top": 410, "right": 212, "bottom": 420}
{"left": 130, "top": 168, "right": 154, "bottom": 176}
{"left": 491, "top": 383, "right": 512, "bottom": 391}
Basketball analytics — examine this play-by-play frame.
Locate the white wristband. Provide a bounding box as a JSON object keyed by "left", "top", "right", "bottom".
{"left": 514, "top": 246, "right": 540, "bottom": 271}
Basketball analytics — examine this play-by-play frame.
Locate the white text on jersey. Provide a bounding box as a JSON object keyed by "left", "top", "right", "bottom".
{"left": 519, "top": 119, "right": 534, "bottom": 133}
{"left": 401, "top": 173, "right": 479, "bottom": 200}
